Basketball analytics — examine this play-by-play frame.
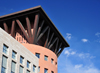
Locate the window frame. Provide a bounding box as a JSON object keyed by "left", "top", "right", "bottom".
{"left": 44, "top": 55, "right": 48, "bottom": 61}
{"left": 27, "top": 61, "right": 30, "bottom": 68}
{"left": 35, "top": 53, "right": 40, "bottom": 58}
{"left": 12, "top": 50, "right": 17, "bottom": 60}
{"left": 20, "top": 56, "right": 24, "bottom": 64}
{"left": 3, "top": 44, "right": 8, "bottom": 54}
{"left": 33, "top": 65, "right": 36, "bottom": 72}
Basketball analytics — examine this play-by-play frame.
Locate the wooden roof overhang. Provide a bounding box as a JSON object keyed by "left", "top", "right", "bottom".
{"left": 0, "top": 6, "right": 69, "bottom": 57}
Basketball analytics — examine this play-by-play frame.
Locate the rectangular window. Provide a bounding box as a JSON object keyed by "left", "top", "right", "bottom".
{"left": 35, "top": 53, "right": 40, "bottom": 58}
{"left": 27, "top": 61, "right": 30, "bottom": 68}
{"left": 26, "top": 70, "right": 30, "bottom": 73}
{"left": 11, "top": 61, "right": 16, "bottom": 73}
{"left": 51, "top": 59, "right": 54, "bottom": 64}
{"left": 38, "top": 66, "right": 40, "bottom": 72}
{"left": 44, "top": 68, "right": 48, "bottom": 73}
{"left": 33, "top": 65, "right": 36, "bottom": 72}
{"left": 20, "top": 56, "right": 24, "bottom": 64}
{"left": 1, "top": 55, "right": 7, "bottom": 73}
{"left": 3, "top": 44, "right": 8, "bottom": 54}
{"left": 19, "top": 66, "right": 23, "bottom": 73}
{"left": 12, "top": 51, "right": 16, "bottom": 59}
{"left": 44, "top": 55, "right": 48, "bottom": 61}
{"left": 51, "top": 71, "right": 54, "bottom": 73}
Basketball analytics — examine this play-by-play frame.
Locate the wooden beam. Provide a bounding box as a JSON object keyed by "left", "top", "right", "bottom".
{"left": 44, "top": 28, "right": 50, "bottom": 47}
{"left": 32, "top": 14, "right": 39, "bottom": 44}
{"left": 37, "top": 20, "right": 44, "bottom": 37}
{"left": 26, "top": 17, "right": 32, "bottom": 37}
{"left": 11, "top": 20, "right": 15, "bottom": 37}
{"left": 54, "top": 39, "right": 59, "bottom": 53}
{"left": 16, "top": 19, "right": 29, "bottom": 42}
{"left": 56, "top": 43, "right": 62, "bottom": 54}
{"left": 37, "top": 26, "right": 49, "bottom": 42}
{"left": 49, "top": 37, "right": 58, "bottom": 49}
{"left": 47, "top": 33, "right": 54, "bottom": 48}
{"left": 57, "top": 47, "right": 64, "bottom": 57}
{"left": 3, "top": 22, "right": 9, "bottom": 33}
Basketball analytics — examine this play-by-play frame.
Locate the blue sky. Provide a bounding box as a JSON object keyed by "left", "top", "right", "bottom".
{"left": 0, "top": 0, "right": 100, "bottom": 73}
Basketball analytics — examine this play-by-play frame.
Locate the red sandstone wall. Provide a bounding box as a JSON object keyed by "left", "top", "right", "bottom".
{"left": 22, "top": 43, "right": 57, "bottom": 73}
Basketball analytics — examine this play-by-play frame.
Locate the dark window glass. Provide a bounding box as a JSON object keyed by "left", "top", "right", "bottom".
{"left": 44, "top": 55, "right": 48, "bottom": 61}
{"left": 35, "top": 53, "right": 40, "bottom": 58}
{"left": 44, "top": 68, "right": 48, "bottom": 73}
{"left": 27, "top": 61, "right": 30, "bottom": 68}
{"left": 1, "top": 55, "right": 7, "bottom": 73}
{"left": 12, "top": 51, "right": 16, "bottom": 59}
{"left": 51, "top": 59, "right": 54, "bottom": 64}
{"left": 33, "top": 65, "right": 36, "bottom": 72}
{"left": 3, "top": 44, "right": 8, "bottom": 54}
{"left": 20, "top": 56, "right": 24, "bottom": 64}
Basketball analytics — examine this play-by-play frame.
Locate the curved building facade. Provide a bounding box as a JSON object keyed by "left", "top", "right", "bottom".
{"left": 0, "top": 6, "right": 69, "bottom": 73}
{"left": 22, "top": 43, "right": 57, "bottom": 73}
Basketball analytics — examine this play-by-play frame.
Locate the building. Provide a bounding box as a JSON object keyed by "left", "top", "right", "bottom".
{"left": 0, "top": 6, "right": 69, "bottom": 73}
{"left": 0, "top": 28, "right": 39, "bottom": 73}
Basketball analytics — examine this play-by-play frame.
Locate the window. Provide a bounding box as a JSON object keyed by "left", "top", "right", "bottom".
{"left": 38, "top": 66, "right": 40, "bottom": 72}
{"left": 19, "top": 66, "right": 23, "bottom": 73}
{"left": 27, "top": 61, "right": 30, "bottom": 68}
{"left": 44, "top": 55, "right": 48, "bottom": 61}
{"left": 33, "top": 65, "right": 36, "bottom": 72}
{"left": 51, "top": 71, "right": 54, "bottom": 73}
{"left": 20, "top": 56, "right": 24, "bottom": 64}
{"left": 12, "top": 51, "right": 16, "bottom": 59}
{"left": 26, "top": 70, "right": 30, "bottom": 73}
{"left": 35, "top": 53, "right": 40, "bottom": 58}
{"left": 51, "top": 58, "right": 54, "bottom": 64}
{"left": 44, "top": 68, "right": 48, "bottom": 73}
{"left": 1, "top": 55, "right": 7, "bottom": 73}
{"left": 3, "top": 44, "right": 8, "bottom": 54}
{"left": 11, "top": 61, "right": 16, "bottom": 73}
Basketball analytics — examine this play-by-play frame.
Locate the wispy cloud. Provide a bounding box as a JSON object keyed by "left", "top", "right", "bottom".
{"left": 75, "top": 64, "right": 83, "bottom": 69}
{"left": 95, "top": 32, "right": 100, "bottom": 37}
{"left": 66, "top": 33, "right": 72, "bottom": 40}
{"left": 64, "top": 49, "right": 95, "bottom": 59}
{"left": 95, "top": 32, "right": 100, "bottom": 43}
{"left": 81, "top": 39, "right": 88, "bottom": 42}
{"left": 64, "top": 49, "right": 76, "bottom": 57}
{"left": 65, "top": 62, "right": 100, "bottom": 73}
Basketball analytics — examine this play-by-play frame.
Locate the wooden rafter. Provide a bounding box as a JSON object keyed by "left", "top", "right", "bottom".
{"left": 49, "top": 37, "right": 58, "bottom": 49}
{"left": 32, "top": 14, "right": 39, "bottom": 44}
{"left": 47, "top": 33, "right": 54, "bottom": 48}
{"left": 26, "top": 17, "right": 32, "bottom": 37}
{"left": 44, "top": 28, "right": 50, "bottom": 47}
{"left": 11, "top": 20, "right": 15, "bottom": 37}
{"left": 56, "top": 43, "right": 62, "bottom": 54}
{"left": 3, "top": 22, "right": 8, "bottom": 33}
{"left": 37, "top": 26, "right": 49, "bottom": 42}
{"left": 37, "top": 20, "right": 44, "bottom": 37}
{"left": 54, "top": 39, "right": 59, "bottom": 53}
{"left": 57, "top": 47, "right": 64, "bottom": 57}
{"left": 16, "top": 19, "right": 29, "bottom": 41}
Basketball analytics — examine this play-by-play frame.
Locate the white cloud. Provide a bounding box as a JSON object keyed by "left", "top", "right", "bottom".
{"left": 90, "top": 56, "right": 96, "bottom": 59}
{"left": 64, "top": 49, "right": 95, "bottom": 59}
{"left": 64, "top": 49, "right": 76, "bottom": 57}
{"left": 71, "top": 51, "right": 76, "bottom": 55}
{"left": 66, "top": 33, "right": 72, "bottom": 40}
{"left": 75, "top": 64, "right": 83, "bottom": 69}
{"left": 65, "top": 62, "right": 100, "bottom": 73}
{"left": 95, "top": 32, "right": 100, "bottom": 37}
{"left": 65, "top": 50, "right": 70, "bottom": 57}
{"left": 81, "top": 39, "right": 88, "bottom": 42}
{"left": 78, "top": 53, "right": 90, "bottom": 59}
